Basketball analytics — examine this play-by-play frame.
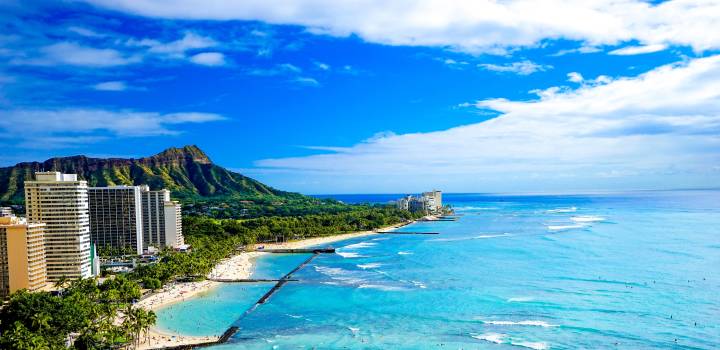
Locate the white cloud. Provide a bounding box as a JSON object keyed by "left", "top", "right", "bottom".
{"left": 293, "top": 76, "right": 320, "bottom": 87}
{"left": 84, "top": 0, "right": 720, "bottom": 54}
{"left": 314, "top": 61, "right": 330, "bottom": 70}
{"left": 189, "top": 52, "right": 226, "bottom": 66}
{"left": 255, "top": 55, "right": 720, "bottom": 192}
{"left": 609, "top": 44, "right": 668, "bottom": 55}
{"left": 478, "top": 60, "right": 551, "bottom": 75}
{"left": 567, "top": 72, "right": 583, "bottom": 83}
{"left": 14, "top": 42, "right": 141, "bottom": 67}
{"left": 279, "top": 63, "right": 301, "bottom": 73}
{"left": 67, "top": 26, "right": 105, "bottom": 38}
{"left": 128, "top": 32, "right": 217, "bottom": 57}
{"left": 93, "top": 81, "right": 128, "bottom": 91}
{"left": 0, "top": 108, "right": 226, "bottom": 148}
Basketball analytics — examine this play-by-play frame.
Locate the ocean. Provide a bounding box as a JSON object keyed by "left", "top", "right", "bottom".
{"left": 155, "top": 191, "right": 720, "bottom": 349}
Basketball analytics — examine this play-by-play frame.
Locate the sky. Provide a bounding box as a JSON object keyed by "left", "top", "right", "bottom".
{"left": 1, "top": 0, "right": 719, "bottom": 194}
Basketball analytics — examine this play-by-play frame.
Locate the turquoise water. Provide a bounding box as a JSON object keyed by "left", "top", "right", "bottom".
{"left": 155, "top": 191, "right": 720, "bottom": 349}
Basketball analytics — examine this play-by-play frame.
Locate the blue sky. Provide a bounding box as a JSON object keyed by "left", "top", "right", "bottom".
{"left": 1, "top": 1, "right": 719, "bottom": 194}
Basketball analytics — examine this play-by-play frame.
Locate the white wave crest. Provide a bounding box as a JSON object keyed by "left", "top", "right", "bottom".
{"left": 336, "top": 251, "right": 366, "bottom": 258}
{"left": 471, "top": 333, "right": 505, "bottom": 344}
{"left": 343, "top": 242, "right": 377, "bottom": 249}
{"left": 457, "top": 206, "right": 498, "bottom": 211}
{"left": 482, "top": 320, "right": 558, "bottom": 328}
{"left": 546, "top": 206, "right": 577, "bottom": 213}
{"left": 507, "top": 296, "right": 534, "bottom": 302}
{"left": 358, "top": 284, "right": 406, "bottom": 291}
{"left": 571, "top": 215, "right": 606, "bottom": 223}
{"left": 471, "top": 333, "right": 548, "bottom": 350}
{"left": 397, "top": 251, "right": 413, "bottom": 255}
{"left": 431, "top": 233, "right": 511, "bottom": 242}
{"left": 514, "top": 341, "right": 549, "bottom": 350}
{"left": 410, "top": 280, "right": 427, "bottom": 289}
{"left": 357, "top": 263, "right": 383, "bottom": 269}
{"left": 546, "top": 224, "right": 586, "bottom": 231}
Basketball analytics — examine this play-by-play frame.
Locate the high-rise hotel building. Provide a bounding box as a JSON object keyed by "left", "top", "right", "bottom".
{"left": 164, "top": 200, "right": 184, "bottom": 248}
{"left": 140, "top": 186, "right": 184, "bottom": 249}
{"left": 0, "top": 217, "right": 47, "bottom": 298}
{"left": 24, "top": 172, "right": 92, "bottom": 281}
{"left": 88, "top": 186, "right": 144, "bottom": 255}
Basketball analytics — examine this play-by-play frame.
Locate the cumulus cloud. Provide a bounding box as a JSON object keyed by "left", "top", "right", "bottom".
{"left": 292, "top": 76, "right": 320, "bottom": 87}
{"left": 189, "top": 52, "right": 226, "bottom": 66}
{"left": 255, "top": 55, "right": 720, "bottom": 191}
{"left": 92, "top": 81, "right": 128, "bottom": 91}
{"left": 83, "top": 0, "right": 720, "bottom": 54}
{"left": 478, "top": 60, "right": 551, "bottom": 75}
{"left": 0, "top": 108, "right": 226, "bottom": 148}
{"left": 13, "top": 42, "right": 141, "bottom": 67}
{"left": 127, "top": 32, "right": 217, "bottom": 57}
{"left": 609, "top": 44, "right": 668, "bottom": 55}
{"left": 567, "top": 72, "right": 584, "bottom": 83}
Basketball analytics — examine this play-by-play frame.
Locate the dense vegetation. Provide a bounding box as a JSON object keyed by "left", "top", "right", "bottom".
{"left": 0, "top": 276, "right": 154, "bottom": 350}
{"left": 0, "top": 204, "right": 419, "bottom": 349}
{"left": 182, "top": 196, "right": 371, "bottom": 219}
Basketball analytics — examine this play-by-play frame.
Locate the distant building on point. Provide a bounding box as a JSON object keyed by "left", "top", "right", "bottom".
{"left": 396, "top": 190, "right": 443, "bottom": 214}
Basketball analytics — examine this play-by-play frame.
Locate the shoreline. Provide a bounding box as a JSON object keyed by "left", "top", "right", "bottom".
{"left": 137, "top": 219, "right": 416, "bottom": 349}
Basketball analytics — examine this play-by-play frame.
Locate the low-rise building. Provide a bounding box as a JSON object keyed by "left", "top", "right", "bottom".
{"left": 0, "top": 216, "right": 47, "bottom": 298}
{"left": 0, "top": 207, "right": 13, "bottom": 217}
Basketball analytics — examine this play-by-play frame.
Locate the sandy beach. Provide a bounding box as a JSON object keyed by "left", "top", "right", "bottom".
{"left": 137, "top": 220, "right": 412, "bottom": 349}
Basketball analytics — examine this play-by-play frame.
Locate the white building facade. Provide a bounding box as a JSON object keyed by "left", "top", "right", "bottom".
{"left": 141, "top": 186, "right": 184, "bottom": 249}
{"left": 24, "top": 172, "right": 92, "bottom": 281}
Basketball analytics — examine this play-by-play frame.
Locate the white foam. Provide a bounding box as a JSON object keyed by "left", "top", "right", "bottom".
{"left": 357, "top": 263, "right": 383, "bottom": 269}
{"left": 513, "top": 341, "right": 549, "bottom": 350}
{"left": 287, "top": 314, "right": 303, "bottom": 319}
{"left": 358, "top": 284, "right": 406, "bottom": 291}
{"left": 457, "top": 206, "right": 498, "bottom": 211}
{"left": 314, "top": 266, "right": 346, "bottom": 276}
{"left": 336, "top": 251, "right": 366, "bottom": 258}
{"left": 546, "top": 224, "right": 586, "bottom": 231}
{"left": 410, "top": 280, "right": 427, "bottom": 289}
{"left": 371, "top": 237, "right": 389, "bottom": 241}
{"left": 343, "top": 242, "right": 377, "bottom": 249}
{"left": 347, "top": 326, "right": 360, "bottom": 333}
{"left": 482, "top": 320, "right": 558, "bottom": 328}
{"left": 546, "top": 206, "right": 577, "bottom": 213}
{"left": 471, "top": 333, "right": 506, "bottom": 344}
{"left": 397, "top": 251, "right": 413, "bottom": 255}
{"left": 431, "top": 233, "right": 511, "bottom": 242}
{"left": 571, "top": 215, "right": 606, "bottom": 223}
{"left": 507, "top": 297, "right": 535, "bottom": 302}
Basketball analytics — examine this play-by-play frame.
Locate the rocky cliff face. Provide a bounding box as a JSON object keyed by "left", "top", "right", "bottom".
{"left": 0, "top": 145, "right": 295, "bottom": 203}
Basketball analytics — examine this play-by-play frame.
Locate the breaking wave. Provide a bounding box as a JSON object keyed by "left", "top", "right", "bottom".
{"left": 571, "top": 215, "right": 606, "bottom": 223}
{"left": 546, "top": 206, "right": 577, "bottom": 213}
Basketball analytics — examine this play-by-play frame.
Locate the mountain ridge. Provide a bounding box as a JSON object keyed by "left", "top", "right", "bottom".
{"left": 0, "top": 145, "right": 298, "bottom": 204}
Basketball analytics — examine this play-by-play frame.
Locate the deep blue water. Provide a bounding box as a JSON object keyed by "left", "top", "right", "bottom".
{"left": 156, "top": 191, "right": 720, "bottom": 349}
